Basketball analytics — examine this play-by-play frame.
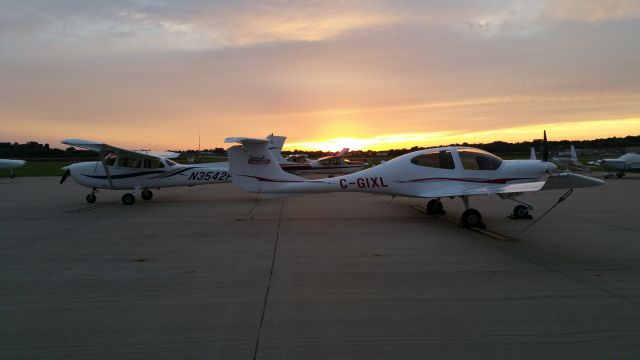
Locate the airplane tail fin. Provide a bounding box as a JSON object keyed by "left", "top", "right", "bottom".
{"left": 225, "top": 137, "right": 305, "bottom": 193}
{"left": 570, "top": 145, "right": 577, "bottom": 162}
{"left": 336, "top": 148, "right": 349, "bottom": 157}
{"left": 530, "top": 147, "right": 536, "bottom": 160}
{"left": 266, "top": 134, "right": 288, "bottom": 164}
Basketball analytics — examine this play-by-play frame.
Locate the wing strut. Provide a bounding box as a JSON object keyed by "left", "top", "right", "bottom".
{"left": 100, "top": 151, "right": 114, "bottom": 188}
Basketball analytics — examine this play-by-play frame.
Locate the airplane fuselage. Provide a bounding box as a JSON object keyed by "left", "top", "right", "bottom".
{"left": 237, "top": 147, "right": 556, "bottom": 197}
{"left": 65, "top": 161, "right": 231, "bottom": 190}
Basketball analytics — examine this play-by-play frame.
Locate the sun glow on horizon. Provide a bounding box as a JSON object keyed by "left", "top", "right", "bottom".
{"left": 284, "top": 118, "right": 640, "bottom": 152}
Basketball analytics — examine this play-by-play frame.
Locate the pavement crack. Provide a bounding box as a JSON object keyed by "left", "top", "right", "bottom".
{"left": 252, "top": 197, "right": 285, "bottom": 360}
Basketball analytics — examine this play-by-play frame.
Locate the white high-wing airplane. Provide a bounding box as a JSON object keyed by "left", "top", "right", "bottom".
{"left": 266, "top": 134, "right": 369, "bottom": 175}
{"left": 225, "top": 137, "right": 604, "bottom": 228}
{"left": 0, "top": 159, "right": 26, "bottom": 178}
{"left": 590, "top": 152, "right": 640, "bottom": 178}
{"left": 60, "top": 139, "right": 230, "bottom": 205}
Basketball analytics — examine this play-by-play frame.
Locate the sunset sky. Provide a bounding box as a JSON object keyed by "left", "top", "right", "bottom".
{"left": 1, "top": 0, "right": 639, "bottom": 151}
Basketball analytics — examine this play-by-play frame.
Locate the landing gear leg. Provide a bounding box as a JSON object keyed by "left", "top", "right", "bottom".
{"left": 426, "top": 199, "right": 445, "bottom": 215}
{"left": 141, "top": 189, "right": 153, "bottom": 200}
{"left": 9, "top": 170, "right": 15, "bottom": 179}
{"left": 86, "top": 188, "right": 97, "bottom": 203}
{"left": 460, "top": 196, "right": 485, "bottom": 228}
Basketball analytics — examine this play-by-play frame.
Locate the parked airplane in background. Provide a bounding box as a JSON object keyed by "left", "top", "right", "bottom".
{"left": 0, "top": 159, "right": 26, "bottom": 178}
{"left": 226, "top": 136, "right": 603, "bottom": 228}
{"left": 589, "top": 152, "right": 640, "bottom": 178}
{"left": 267, "top": 134, "right": 369, "bottom": 175}
{"left": 552, "top": 145, "right": 590, "bottom": 172}
{"left": 60, "top": 139, "right": 230, "bottom": 205}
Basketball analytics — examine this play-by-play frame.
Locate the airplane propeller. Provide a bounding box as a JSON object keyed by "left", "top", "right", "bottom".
{"left": 60, "top": 169, "right": 70, "bottom": 184}
{"left": 542, "top": 130, "right": 549, "bottom": 162}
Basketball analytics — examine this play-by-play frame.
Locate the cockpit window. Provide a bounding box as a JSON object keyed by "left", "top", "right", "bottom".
{"left": 411, "top": 150, "right": 455, "bottom": 169}
{"left": 164, "top": 159, "right": 177, "bottom": 167}
{"left": 458, "top": 149, "right": 503, "bottom": 170}
{"left": 143, "top": 159, "right": 164, "bottom": 168}
{"left": 117, "top": 157, "right": 141, "bottom": 168}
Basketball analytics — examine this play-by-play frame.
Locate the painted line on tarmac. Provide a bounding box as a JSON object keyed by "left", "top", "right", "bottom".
{"left": 408, "top": 205, "right": 512, "bottom": 241}
{"left": 68, "top": 204, "right": 109, "bottom": 213}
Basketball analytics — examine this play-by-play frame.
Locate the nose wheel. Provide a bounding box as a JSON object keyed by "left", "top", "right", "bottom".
{"left": 86, "top": 189, "right": 97, "bottom": 203}
{"left": 511, "top": 205, "right": 533, "bottom": 219}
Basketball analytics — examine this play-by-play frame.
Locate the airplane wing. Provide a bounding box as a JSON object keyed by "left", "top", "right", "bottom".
{"left": 135, "top": 150, "right": 181, "bottom": 159}
{"left": 417, "top": 172, "right": 603, "bottom": 198}
{"left": 62, "top": 139, "right": 162, "bottom": 160}
{"left": 418, "top": 181, "right": 546, "bottom": 198}
{"left": 541, "top": 172, "right": 604, "bottom": 190}
{"left": 225, "top": 137, "right": 270, "bottom": 144}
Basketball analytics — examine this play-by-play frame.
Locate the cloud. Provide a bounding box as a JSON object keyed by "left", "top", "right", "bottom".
{"left": 541, "top": 0, "right": 640, "bottom": 23}
{"left": 0, "top": 1, "right": 400, "bottom": 51}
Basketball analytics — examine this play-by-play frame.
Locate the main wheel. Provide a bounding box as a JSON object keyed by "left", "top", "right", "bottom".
{"left": 141, "top": 189, "right": 153, "bottom": 200}
{"left": 86, "top": 193, "right": 97, "bottom": 203}
{"left": 616, "top": 172, "right": 625, "bottom": 178}
{"left": 461, "top": 209, "right": 482, "bottom": 228}
{"left": 9, "top": 172, "right": 15, "bottom": 179}
{"left": 513, "top": 205, "right": 529, "bottom": 219}
{"left": 426, "top": 199, "right": 444, "bottom": 215}
{"left": 122, "top": 193, "right": 135, "bottom": 205}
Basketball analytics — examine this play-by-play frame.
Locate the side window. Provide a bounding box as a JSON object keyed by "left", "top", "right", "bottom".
{"left": 117, "top": 157, "right": 141, "bottom": 168}
{"left": 411, "top": 150, "right": 455, "bottom": 169}
{"left": 458, "top": 149, "right": 502, "bottom": 170}
{"left": 143, "top": 159, "right": 164, "bottom": 168}
{"left": 319, "top": 159, "right": 331, "bottom": 166}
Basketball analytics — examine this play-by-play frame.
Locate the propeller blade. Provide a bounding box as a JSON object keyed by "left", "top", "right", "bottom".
{"left": 542, "top": 130, "right": 549, "bottom": 162}
{"left": 60, "top": 169, "right": 70, "bottom": 184}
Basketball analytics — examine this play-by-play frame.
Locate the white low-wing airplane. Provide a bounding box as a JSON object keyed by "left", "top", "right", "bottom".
{"left": 589, "top": 152, "right": 640, "bottom": 178}
{"left": 0, "top": 159, "right": 26, "bottom": 178}
{"left": 60, "top": 139, "right": 230, "bottom": 205}
{"left": 225, "top": 137, "right": 604, "bottom": 228}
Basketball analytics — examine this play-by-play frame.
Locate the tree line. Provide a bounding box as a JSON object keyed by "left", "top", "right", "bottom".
{"left": 1, "top": 135, "right": 639, "bottom": 158}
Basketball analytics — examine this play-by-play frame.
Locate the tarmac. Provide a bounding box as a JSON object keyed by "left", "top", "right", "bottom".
{"left": 1, "top": 174, "right": 640, "bottom": 359}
